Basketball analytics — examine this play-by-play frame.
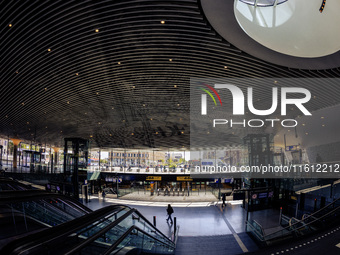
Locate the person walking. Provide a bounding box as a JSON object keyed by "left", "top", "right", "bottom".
{"left": 166, "top": 204, "right": 174, "bottom": 224}
{"left": 222, "top": 193, "right": 226, "bottom": 208}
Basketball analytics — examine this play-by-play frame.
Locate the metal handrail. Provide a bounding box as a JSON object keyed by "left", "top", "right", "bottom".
{"left": 103, "top": 225, "right": 175, "bottom": 255}
{"left": 246, "top": 197, "right": 340, "bottom": 244}
{"left": 1, "top": 205, "right": 129, "bottom": 255}
{"left": 64, "top": 209, "right": 137, "bottom": 255}
{"left": 264, "top": 202, "right": 340, "bottom": 241}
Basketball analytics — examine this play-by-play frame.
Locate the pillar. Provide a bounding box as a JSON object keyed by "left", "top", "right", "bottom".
{"left": 11, "top": 138, "right": 21, "bottom": 169}
{"left": 52, "top": 147, "right": 60, "bottom": 172}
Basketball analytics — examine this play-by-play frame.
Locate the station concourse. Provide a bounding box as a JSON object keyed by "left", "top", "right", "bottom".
{"left": 1, "top": 0, "right": 340, "bottom": 254}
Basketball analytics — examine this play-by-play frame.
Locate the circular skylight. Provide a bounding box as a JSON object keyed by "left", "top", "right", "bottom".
{"left": 234, "top": 0, "right": 340, "bottom": 58}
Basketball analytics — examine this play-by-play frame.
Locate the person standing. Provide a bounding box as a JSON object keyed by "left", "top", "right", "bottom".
{"left": 166, "top": 204, "right": 174, "bottom": 224}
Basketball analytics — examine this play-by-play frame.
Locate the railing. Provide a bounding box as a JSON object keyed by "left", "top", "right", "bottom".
{"left": 246, "top": 197, "right": 340, "bottom": 246}
{"left": 1, "top": 204, "right": 176, "bottom": 255}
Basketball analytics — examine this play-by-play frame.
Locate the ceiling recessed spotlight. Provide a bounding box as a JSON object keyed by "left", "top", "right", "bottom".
{"left": 109, "top": 134, "right": 112, "bottom": 136}
{"left": 321, "top": 116, "right": 324, "bottom": 119}
{"left": 44, "top": 88, "right": 47, "bottom": 91}
{"left": 96, "top": 92, "right": 99, "bottom": 95}
{"left": 118, "top": 62, "right": 121, "bottom": 65}
{"left": 224, "top": 66, "right": 228, "bottom": 69}
{"left": 177, "top": 104, "right": 180, "bottom": 106}
{"left": 131, "top": 133, "right": 134, "bottom": 135}
{"left": 302, "top": 123, "right": 305, "bottom": 126}
{"left": 67, "top": 101, "right": 70, "bottom": 104}
{"left": 95, "top": 29, "right": 99, "bottom": 32}
{"left": 15, "top": 71, "right": 19, "bottom": 74}
{"left": 112, "top": 107, "right": 114, "bottom": 109}
{"left": 132, "top": 86, "right": 135, "bottom": 89}
{"left": 8, "top": 24, "right": 12, "bottom": 27}
{"left": 274, "top": 80, "right": 278, "bottom": 84}
{"left": 174, "top": 85, "right": 177, "bottom": 88}
{"left": 155, "top": 132, "right": 159, "bottom": 134}
{"left": 48, "top": 48, "right": 51, "bottom": 52}
{"left": 181, "top": 131, "right": 184, "bottom": 134}
{"left": 21, "top": 102, "right": 25, "bottom": 106}
{"left": 76, "top": 73, "right": 79, "bottom": 76}
{"left": 169, "top": 59, "right": 172, "bottom": 62}
{"left": 305, "top": 132, "right": 309, "bottom": 135}
{"left": 161, "top": 20, "right": 165, "bottom": 24}
{"left": 90, "top": 135, "right": 93, "bottom": 138}
{"left": 207, "top": 131, "right": 210, "bottom": 134}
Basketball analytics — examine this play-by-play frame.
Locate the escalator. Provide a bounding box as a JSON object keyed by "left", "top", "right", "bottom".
{"left": 1, "top": 205, "right": 176, "bottom": 255}
{"left": 0, "top": 190, "right": 92, "bottom": 248}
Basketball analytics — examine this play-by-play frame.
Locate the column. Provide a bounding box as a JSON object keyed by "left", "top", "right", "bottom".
{"left": 11, "top": 138, "right": 21, "bottom": 170}
{"left": 52, "top": 147, "right": 60, "bottom": 173}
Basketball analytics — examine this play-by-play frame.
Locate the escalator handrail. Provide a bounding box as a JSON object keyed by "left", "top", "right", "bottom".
{"left": 264, "top": 199, "right": 340, "bottom": 240}
{"left": 103, "top": 225, "right": 175, "bottom": 255}
{"left": 0, "top": 190, "right": 92, "bottom": 213}
{"left": 64, "top": 208, "right": 137, "bottom": 255}
{"left": 1, "top": 205, "right": 130, "bottom": 255}
{"left": 133, "top": 209, "right": 174, "bottom": 243}
{"left": 64, "top": 208, "right": 175, "bottom": 255}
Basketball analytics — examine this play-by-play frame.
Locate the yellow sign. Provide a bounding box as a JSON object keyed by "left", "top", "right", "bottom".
{"left": 146, "top": 176, "right": 162, "bottom": 181}
{"left": 177, "top": 176, "right": 193, "bottom": 181}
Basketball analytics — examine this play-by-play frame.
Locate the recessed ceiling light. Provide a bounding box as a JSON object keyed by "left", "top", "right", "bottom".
{"left": 305, "top": 132, "right": 308, "bottom": 135}
{"left": 174, "top": 85, "right": 177, "bottom": 88}
{"left": 321, "top": 116, "right": 324, "bottom": 119}
{"left": 224, "top": 66, "right": 228, "bottom": 69}
{"left": 155, "top": 132, "right": 159, "bottom": 134}
{"left": 15, "top": 71, "right": 19, "bottom": 74}
{"left": 322, "top": 124, "right": 325, "bottom": 127}
{"left": 67, "top": 101, "right": 70, "bottom": 104}
{"left": 118, "top": 62, "right": 121, "bottom": 65}
{"left": 181, "top": 131, "right": 184, "bottom": 134}
{"left": 76, "top": 73, "right": 79, "bottom": 76}
{"left": 95, "top": 29, "right": 99, "bottom": 32}
{"left": 90, "top": 135, "right": 93, "bottom": 138}
{"left": 8, "top": 24, "right": 12, "bottom": 27}
{"left": 131, "top": 133, "right": 134, "bottom": 135}
{"left": 110, "top": 134, "right": 112, "bottom": 136}
{"left": 177, "top": 104, "right": 180, "bottom": 106}
{"left": 96, "top": 92, "right": 99, "bottom": 95}
{"left": 132, "top": 86, "right": 135, "bottom": 89}
{"left": 150, "top": 118, "right": 153, "bottom": 120}
{"left": 112, "top": 107, "right": 114, "bottom": 109}
{"left": 21, "top": 102, "right": 25, "bottom": 106}
{"left": 48, "top": 48, "right": 51, "bottom": 52}
{"left": 169, "top": 59, "right": 172, "bottom": 62}
{"left": 161, "top": 21, "right": 165, "bottom": 24}
{"left": 274, "top": 80, "right": 278, "bottom": 84}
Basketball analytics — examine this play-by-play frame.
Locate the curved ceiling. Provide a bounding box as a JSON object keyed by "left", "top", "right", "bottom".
{"left": 1, "top": 0, "right": 340, "bottom": 149}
